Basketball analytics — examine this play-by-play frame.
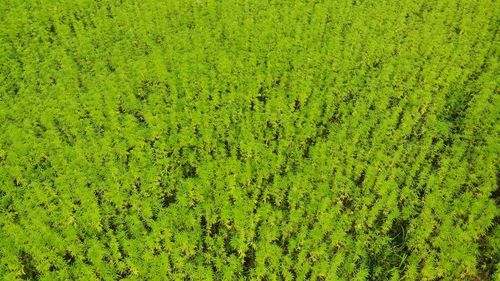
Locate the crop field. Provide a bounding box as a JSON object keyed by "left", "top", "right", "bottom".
{"left": 0, "top": 0, "right": 498, "bottom": 280}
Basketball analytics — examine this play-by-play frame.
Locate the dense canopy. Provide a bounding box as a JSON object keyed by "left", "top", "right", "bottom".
{"left": 0, "top": 0, "right": 498, "bottom": 280}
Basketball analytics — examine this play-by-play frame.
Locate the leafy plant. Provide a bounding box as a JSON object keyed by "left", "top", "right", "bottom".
{"left": 0, "top": 0, "right": 498, "bottom": 280}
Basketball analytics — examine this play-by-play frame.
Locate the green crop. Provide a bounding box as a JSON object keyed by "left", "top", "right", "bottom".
{"left": 0, "top": 0, "right": 498, "bottom": 280}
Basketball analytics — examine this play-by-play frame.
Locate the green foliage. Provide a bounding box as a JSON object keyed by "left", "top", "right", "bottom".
{"left": 0, "top": 0, "right": 498, "bottom": 280}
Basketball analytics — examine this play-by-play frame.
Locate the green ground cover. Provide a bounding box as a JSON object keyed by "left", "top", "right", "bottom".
{"left": 0, "top": 0, "right": 498, "bottom": 280}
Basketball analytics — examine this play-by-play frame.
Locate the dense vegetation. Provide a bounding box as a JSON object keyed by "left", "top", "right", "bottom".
{"left": 0, "top": 0, "right": 498, "bottom": 280}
